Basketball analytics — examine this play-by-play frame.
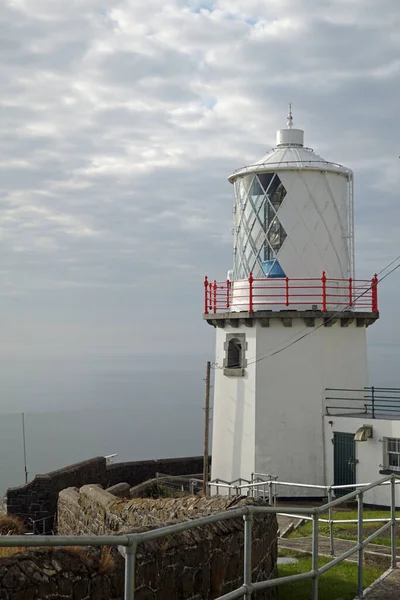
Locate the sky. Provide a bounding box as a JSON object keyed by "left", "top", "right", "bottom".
{"left": 1, "top": 0, "right": 400, "bottom": 385}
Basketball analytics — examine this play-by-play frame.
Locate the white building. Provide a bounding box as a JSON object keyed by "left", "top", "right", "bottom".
{"left": 204, "top": 109, "right": 382, "bottom": 498}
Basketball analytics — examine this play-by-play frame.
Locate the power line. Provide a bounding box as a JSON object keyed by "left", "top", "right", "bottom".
{"left": 246, "top": 260, "right": 400, "bottom": 366}
{"left": 211, "top": 255, "right": 400, "bottom": 370}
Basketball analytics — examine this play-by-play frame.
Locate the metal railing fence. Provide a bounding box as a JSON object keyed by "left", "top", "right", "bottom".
{"left": 209, "top": 474, "right": 400, "bottom": 558}
{"left": 203, "top": 272, "right": 378, "bottom": 314}
{"left": 326, "top": 386, "right": 400, "bottom": 418}
{"left": 1, "top": 474, "right": 399, "bottom": 600}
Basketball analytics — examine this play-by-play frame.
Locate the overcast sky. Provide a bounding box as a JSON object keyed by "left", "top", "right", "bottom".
{"left": 1, "top": 0, "right": 400, "bottom": 384}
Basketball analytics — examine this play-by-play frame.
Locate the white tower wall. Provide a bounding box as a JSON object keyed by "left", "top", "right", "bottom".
{"left": 211, "top": 319, "right": 369, "bottom": 490}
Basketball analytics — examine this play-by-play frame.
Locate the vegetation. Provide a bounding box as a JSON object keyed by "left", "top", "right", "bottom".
{"left": 0, "top": 514, "right": 25, "bottom": 557}
{"left": 289, "top": 509, "right": 400, "bottom": 547}
{"left": 278, "top": 550, "right": 383, "bottom": 600}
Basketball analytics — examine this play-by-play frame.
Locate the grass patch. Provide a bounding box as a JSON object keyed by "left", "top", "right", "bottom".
{"left": 278, "top": 550, "right": 383, "bottom": 600}
{"left": 289, "top": 510, "right": 400, "bottom": 547}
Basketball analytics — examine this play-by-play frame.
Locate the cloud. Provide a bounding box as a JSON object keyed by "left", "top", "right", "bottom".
{"left": 0, "top": 0, "right": 399, "bottom": 370}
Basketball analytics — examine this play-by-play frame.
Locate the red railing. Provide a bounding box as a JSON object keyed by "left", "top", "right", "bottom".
{"left": 203, "top": 272, "right": 379, "bottom": 314}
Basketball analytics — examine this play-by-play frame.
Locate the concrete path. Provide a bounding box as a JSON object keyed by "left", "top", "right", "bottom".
{"left": 276, "top": 515, "right": 304, "bottom": 538}
{"left": 364, "top": 567, "right": 400, "bottom": 599}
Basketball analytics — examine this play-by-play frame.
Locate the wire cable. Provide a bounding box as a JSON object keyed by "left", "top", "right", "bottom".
{"left": 211, "top": 255, "right": 400, "bottom": 370}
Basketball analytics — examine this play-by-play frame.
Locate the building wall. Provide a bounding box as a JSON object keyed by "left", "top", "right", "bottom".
{"left": 211, "top": 318, "right": 369, "bottom": 493}
{"left": 211, "top": 325, "right": 257, "bottom": 483}
{"left": 58, "top": 487, "right": 278, "bottom": 600}
{"left": 323, "top": 415, "right": 400, "bottom": 507}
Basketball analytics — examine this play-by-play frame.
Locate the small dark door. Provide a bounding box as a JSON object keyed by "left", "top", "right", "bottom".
{"left": 333, "top": 432, "right": 356, "bottom": 495}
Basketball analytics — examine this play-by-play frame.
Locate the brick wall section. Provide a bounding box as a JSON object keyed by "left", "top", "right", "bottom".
{"left": 58, "top": 487, "right": 278, "bottom": 599}
{"left": 6, "top": 455, "right": 207, "bottom": 532}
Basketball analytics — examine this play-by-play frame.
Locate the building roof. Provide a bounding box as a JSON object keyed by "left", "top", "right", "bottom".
{"left": 228, "top": 110, "right": 352, "bottom": 182}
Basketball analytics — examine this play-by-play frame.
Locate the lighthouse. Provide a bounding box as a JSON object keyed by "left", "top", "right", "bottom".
{"left": 204, "top": 108, "right": 379, "bottom": 492}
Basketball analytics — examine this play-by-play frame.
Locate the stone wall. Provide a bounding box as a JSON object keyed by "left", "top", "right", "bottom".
{"left": 0, "top": 548, "right": 124, "bottom": 600}
{"left": 7, "top": 458, "right": 107, "bottom": 533}
{"left": 106, "top": 456, "right": 206, "bottom": 488}
{"left": 57, "top": 487, "right": 278, "bottom": 599}
{"left": 7, "top": 455, "right": 206, "bottom": 533}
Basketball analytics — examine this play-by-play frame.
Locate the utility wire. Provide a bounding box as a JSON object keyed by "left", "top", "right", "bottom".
{"left": 246, "top": 260, "right": 400, "bottom": 366}
{"left": 211, "top": 255, "right": 400, "bottom": 370}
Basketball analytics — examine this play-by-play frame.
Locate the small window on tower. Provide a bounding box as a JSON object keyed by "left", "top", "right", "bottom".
{"left": 223, "top": 333, "right": 247, "bottom": 377}
{"left": 227, "top": 339, "right": 242, "bottom": 368}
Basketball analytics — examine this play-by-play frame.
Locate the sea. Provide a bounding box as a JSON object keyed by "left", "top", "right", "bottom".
{"left": 0, "top": 355, "right": 208, "bottom": 496}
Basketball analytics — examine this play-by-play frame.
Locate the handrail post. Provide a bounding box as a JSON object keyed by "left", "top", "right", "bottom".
{"left": 356, "top": 491, "right": 364, "bottom": 599}
{"left": 285, "top": 276, "right": 289, "bottom": 307}
{"left": 204, "top": 276, "right": 209, "bottom": 315}
{"left": 124, "top": 539, "right": 137, "bottom": 600}
{"left": 321, "top": 271, "right": 327, "bottom": 312}
{"left": 372, "top": 274, "right": 378, "bottom": 312}
{"left": 249, "top": 272, "right": 254, "bottom": 313}
{"left": 213, "top": 280, "right": 217, "bottom": 313}
{"left": 391, "top": 476, "right": 397, "bottom": 569}
{"left": 312, "top": 514, "right": 319, "bottom": 600}
{"left": 268, "top": 480, "right": 273, "bottom": 506}
{"left": 243, "top": 513, "right": 253, "bottom": 599}
{"left": 327, "top": 488, "right": 334, "bottom": 556}
{"left": 349, "top": 277, "right": 353, "bottom": 308}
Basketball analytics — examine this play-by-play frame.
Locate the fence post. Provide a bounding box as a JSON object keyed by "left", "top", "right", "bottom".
{"left": 372, "top": 274, "right": 378, "bottom": 312}
{"left": 285, "top": 276, "right": 289, "bottom": 306}
{"left": 312, "top": 514, "right": 319, "bottom": 600}
{"left": 327, "top": 488, "right": 334, "bottom": 556}
{"left": 391, "top": 476, "right": 397, "bottom": 569}
{"left": 213, "top": 280, "right": 217, "bottom": 313}
{"left": 349, "top": 277, "right": 353, "bottom": 307}
{"left": 243, "top": 512, "right": 253, "bottom": 599}
{"left": 248, "top": 272, "right": 254, "bottom": 312}
{"left": 357, "top": 491, "right": 364, "bottom": 599}
{"left": 268, "top": 481, "right": 273, "bottom": 506}
{"left": 204, "top": 276, "right": 209, "bottom": 315}
{"left": 321, "top": 271, "right": 327, "bottom": 312}
{"left": 124, "top": 539, "right": 137, "bottom": 600}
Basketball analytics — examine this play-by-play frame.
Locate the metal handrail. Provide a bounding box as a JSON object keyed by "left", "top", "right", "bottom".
{"left": 203, "top": 272, "right": 378, "bottom": 314}
{"left": 209, "top": 473, "right": 400, "bottom": 558}
{"left": 1, "top": 474, "right": 399, "bottom": 599}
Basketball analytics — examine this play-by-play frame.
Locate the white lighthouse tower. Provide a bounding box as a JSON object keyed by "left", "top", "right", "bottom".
{"left": 204, "top": 108, "right": 379, "bottom": 492}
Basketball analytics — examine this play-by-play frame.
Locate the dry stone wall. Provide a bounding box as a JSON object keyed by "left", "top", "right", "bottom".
{"left": 57, "top": 487, "right": 278, "bottom": 599}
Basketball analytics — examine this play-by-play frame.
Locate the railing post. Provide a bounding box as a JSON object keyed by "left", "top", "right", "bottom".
{"left": 209, "top": 282, "right": 212, "bottom": 313}
{"left": 204, "top": 276, "right": 209, "bottom": 315}
{"left": 349, "top": 277, "right": 353, "bottom": 308}
{"left": 372, "top": 274, "right": 378, "bottom": 312}
{"left": 213, "top": 280, "right": 217, "bottom": 313}
{"left": 243, "top": 512, "right": 253, "bottom": 599}
{"left": 248, "top": 272, "right": 254, "bottom": 313}
{"left": 356, "top": 491, "right": 364, "bottom": 599}
{"left": 391, "top": 476, "right": 397, "bottom": 569}
{"left": 226, "top": 279, "right": 231, "bottom": 309}
{"left": 285, "top": 276, "right": 289, "bottom": 307}
{"left": 321, "top": 271, "right": 327, "bottom": 312}
{"left": 312, "top": 514, "right": 319, "bottom": 600}
{"left": 268, "top": 480, "right": 273, "bottom": 506}
{"left": 124, "top": 539, "right": 137, "bottom": 600}
{"left": 327, "top": 488, "right": 334, "bottom": 556}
